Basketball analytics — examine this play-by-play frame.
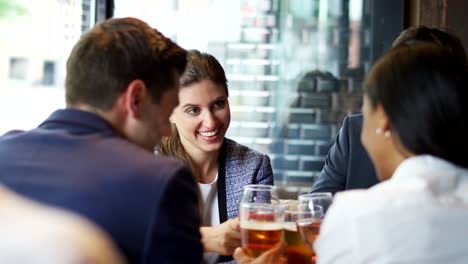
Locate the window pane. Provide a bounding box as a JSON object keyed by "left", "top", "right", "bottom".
{"left": 0, "top": 0, "right": 86, "bottom": 134}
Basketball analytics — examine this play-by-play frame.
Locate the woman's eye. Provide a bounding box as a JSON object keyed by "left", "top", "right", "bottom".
{"left": 186, "top": 108, "right": 199, "bottom": 115}
{"left": 213, "top": 100, "right": 226, "bottom": 108}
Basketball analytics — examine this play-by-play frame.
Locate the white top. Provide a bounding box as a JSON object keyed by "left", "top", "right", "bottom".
{"left": 199, "top": 174, "right": 220, "bottom": 264}
{"left": 0, "top": 185, "right": 125, "bottom": 264}
{"left": 315, "top": 155, "right": 468, "bottom": 264}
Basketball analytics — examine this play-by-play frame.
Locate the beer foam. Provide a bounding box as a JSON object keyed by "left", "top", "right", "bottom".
{"left": 283, "top": 222, "right": 297, "bottom": 232}
{"left": 240, "top": 221, "right": 283, "bottom": 230}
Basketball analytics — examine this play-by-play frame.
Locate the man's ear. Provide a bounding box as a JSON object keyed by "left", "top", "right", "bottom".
{"left": 123, "top": 79, "right": 147, "bottom": 118}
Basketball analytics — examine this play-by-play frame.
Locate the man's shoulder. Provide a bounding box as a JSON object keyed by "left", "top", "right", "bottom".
{"left": 2, "top": 127, "right": 188, "bottom": 184}
{"left": 342, "top": 114, "right": 363, "bottom": 134}
{"left": 0, "top": 129, "right": 28, "bottom": 142}
{"left": 104, "top": 141, "right": 188, "bottom": 181}
{"left": 347, "top": 113, "right": 363, "bottom": 123}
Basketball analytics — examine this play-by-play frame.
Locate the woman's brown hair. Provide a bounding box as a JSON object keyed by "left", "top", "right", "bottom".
{"left": 157, "top": 50, "right": 228, "bottom": 181}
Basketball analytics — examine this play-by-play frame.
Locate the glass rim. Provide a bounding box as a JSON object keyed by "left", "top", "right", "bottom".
{"left": 298, "top": 192, "right": 332, "bottom": 200}
{"left": 282, "top": 202, "right": 298, "bottom": 212}
{"left": 283, "top": 202, "right": 322, "bottom": 212}
{"left": 243, "top": 184, "right": 276, "bottom": 191}
{"left": 240, "top": 202, "right": 283, "bottom": 210}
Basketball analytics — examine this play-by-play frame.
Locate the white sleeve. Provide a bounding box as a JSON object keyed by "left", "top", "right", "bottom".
{"left": 315, "top": 193, "right": 358, "bottom": 264}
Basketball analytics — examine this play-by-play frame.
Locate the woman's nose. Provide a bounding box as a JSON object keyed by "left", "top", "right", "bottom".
{"left": 201, "top": 111, "right": 217, "bottom": 128}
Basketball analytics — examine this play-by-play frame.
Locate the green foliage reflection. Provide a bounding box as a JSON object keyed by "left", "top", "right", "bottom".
{"left": 0, "top": 0, "right": 27, "bottom": 19}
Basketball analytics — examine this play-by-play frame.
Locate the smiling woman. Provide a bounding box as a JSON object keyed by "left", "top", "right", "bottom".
{"left": 158, "top": 50, "right": 274, "bottom": 263}
{"left": 173, "top": 79, "right": 231, "bottom": 155}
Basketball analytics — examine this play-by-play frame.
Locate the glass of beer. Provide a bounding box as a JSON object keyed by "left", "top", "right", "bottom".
{"left": 239, "top": 185, "right": 284, "bottom": 258}
{"left": 296, "top": 203, "right": 323, "bottom": 251}
{"left": 283, "top": 203, "right": 315, "bottom": 264}
{"left": 296, "top": 193, "right": 332, "bottom": 257}
{"left": 299, "top": 192, "right": 333, "bottom": 215}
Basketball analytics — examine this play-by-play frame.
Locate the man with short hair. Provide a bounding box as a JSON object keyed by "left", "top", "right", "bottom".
{"left": 0, "top": 17, "right": 203, "bottom": 263}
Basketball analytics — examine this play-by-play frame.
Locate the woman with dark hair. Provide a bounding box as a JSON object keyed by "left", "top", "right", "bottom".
{"left": 311, "top": 26, "right": 468, "bottom": 195}
{"left": 158, "top": 50, "right": 274, "bottom": 263}
{"left": 235, "top": 29, "right": 468, "bottom": 264}
{"left": 314, "top": 43, "right": 468, "bottom": 263}
{"left": 392, "top": 25, "right": 467, "bottom": 64}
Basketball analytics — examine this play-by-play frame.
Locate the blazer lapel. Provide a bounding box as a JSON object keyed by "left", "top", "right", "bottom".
{"left": 217, "top": 139, "right": 235, "bottom": 263}
{"left": 217, "top": 139, "right": 228, "bottom": 223}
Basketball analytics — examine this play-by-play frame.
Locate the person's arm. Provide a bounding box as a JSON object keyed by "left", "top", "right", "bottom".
{"left": 146, "top": 167, "right": 204, "bottom": 263}
{"left": 255, "top": 154, "right": 274, "bottom": 185}
{"left": 310, "top": 116, "right": 352, "bottom": 194}
{"left": 200, "top": 217, "right": 241, "bottom": 255}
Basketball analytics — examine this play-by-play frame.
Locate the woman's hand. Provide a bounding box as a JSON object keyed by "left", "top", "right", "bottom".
{"left": 200, "top": 217, "right": 241, "bottom": 255}
{"left": 233, "top": 241, "right": 287, "bottom": 264}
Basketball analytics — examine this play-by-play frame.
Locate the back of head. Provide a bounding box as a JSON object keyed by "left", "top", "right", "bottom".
{"left": 65, "top": 17, "right": 187, "bottom": 110}
{"left": 365, "top": 43, "right": 468, "bottom": 168}
{"left": 393, "top": 26, "right": 467, "bottom": 66}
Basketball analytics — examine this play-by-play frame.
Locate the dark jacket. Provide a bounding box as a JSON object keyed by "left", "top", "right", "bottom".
{"left": 0, "top": 108, "right": 203, "bottom": 264}
{"left": 311, "top": 114, "right": 379, "bottom": 194}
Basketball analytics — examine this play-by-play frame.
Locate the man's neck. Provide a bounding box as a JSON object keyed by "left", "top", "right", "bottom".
{"left": 67, "top": 104, "right": 124, "bottom": 136}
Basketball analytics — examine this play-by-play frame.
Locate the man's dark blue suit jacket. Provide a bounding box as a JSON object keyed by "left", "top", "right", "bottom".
{"left": 0, "top": 109, "right": 203, "bottom": 264}
{"left": 311, "top": 114, "right": 379, "bottom": 194}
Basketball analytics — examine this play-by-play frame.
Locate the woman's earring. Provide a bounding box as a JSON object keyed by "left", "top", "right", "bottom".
{"left": 375, "top": 128, "right": 382, "bottom": 135}
{"left": 384, "top": 130, "right": 391, "bottom": 137}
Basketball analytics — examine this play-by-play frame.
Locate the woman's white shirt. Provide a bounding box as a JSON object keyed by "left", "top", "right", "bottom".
{"left": 315, "top": 155, "right": 468, "bottom": 264}
{"left": 199, "top": 174, "right": 220, "bottom": 264}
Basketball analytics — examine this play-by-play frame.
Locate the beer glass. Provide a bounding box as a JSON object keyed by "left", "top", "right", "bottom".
{"left": 299, "top": 192, "right": 333, "bottom": 215}
{"left": 239, "top": 185, "right": 283, "bottom": 257}
{"left": 283, "top": 203, "right": 314, "bottom": 264}
{"left": 296, "top": 193, "right": 332, "bottom": 254}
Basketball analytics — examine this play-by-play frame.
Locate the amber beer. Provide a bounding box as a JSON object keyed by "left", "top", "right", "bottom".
{"left": 283, "top": 223, "right": 314, "bottom": 264}
{"left": 241, "top": 221, "right": 282, "bottom": 257}
{"left": 296, "top": 218, "right": 322, "bottom": 252}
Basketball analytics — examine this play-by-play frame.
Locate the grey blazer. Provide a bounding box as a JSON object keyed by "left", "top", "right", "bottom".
{"left": 217, "top": 138, "right": 274, "bottom": 263}
{"left": 218, "top": 138, "right": 274, "bottom": 221}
